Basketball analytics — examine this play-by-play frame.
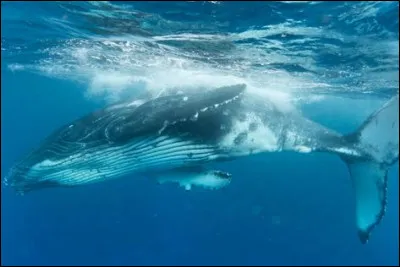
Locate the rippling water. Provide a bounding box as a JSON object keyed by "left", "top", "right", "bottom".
{"left": 2, "top": 1, "right": 398, "bottom": 104}
{"left": 1, "top": 1, "right": 399, "bottom": 266}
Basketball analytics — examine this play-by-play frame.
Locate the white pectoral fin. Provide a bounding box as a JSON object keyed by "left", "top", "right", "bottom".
{"left": 154, "top": 167, "right": 232, "bottom": 191}
{"left": 337, "top": 96, "right": 398, "bottom": 244}
{"left": 342, "top": 159, "right": 388, "bottom": 244}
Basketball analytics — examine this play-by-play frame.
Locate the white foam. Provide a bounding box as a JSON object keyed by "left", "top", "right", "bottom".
{"left": 293, "top": 145, "right": 312, "bottom": 153}
{"left": 88, "top": 71, "right": 136, "bottom": 98}
{"left": 3, "top": 3, "right": 398, "bottom": 110}
{"left": 8, "top": 63, "right": 25, "bottom": 72}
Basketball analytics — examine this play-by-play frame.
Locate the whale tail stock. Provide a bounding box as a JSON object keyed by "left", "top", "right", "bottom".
{"left": 340, "top": 95, "right": 398, "bottom": 244}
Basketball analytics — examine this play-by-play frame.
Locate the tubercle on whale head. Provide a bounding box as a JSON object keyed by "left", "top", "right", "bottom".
{"left": 204, "top": 84, "right": 246, "bottom": 109}
{"left": 157, "top": 84, "right": 246, "bottom": 136}
{"left": 213, "top": 83, "right": 247, "bottom": 99}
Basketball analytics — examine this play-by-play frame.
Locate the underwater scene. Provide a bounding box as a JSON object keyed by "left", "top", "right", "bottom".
{"left": 1, "top": 1, "right": 399, "bottom": 266}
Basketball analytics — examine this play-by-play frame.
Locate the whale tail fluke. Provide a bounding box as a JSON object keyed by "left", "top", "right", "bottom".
{"left": 341, "top": 95, "right": 398, "bottom": 244}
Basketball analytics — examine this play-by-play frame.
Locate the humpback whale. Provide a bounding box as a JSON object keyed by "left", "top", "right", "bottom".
{"left": 4, "top": 84, "right": 399, "bottom": 244}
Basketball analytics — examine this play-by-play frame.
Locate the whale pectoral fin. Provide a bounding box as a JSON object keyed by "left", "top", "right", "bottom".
{"left": 154, "top": 167, "right": 232, "bottom": 191}
{"left": 344, "top": 160, "right": 388, "bottom": 244}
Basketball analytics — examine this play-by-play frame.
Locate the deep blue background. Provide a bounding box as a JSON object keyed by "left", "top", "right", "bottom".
{"left": 1, "top": 1, "right": 399, "bottom": 266}
{"left": 1, "top": 71, "right": 398, "bottom": 266}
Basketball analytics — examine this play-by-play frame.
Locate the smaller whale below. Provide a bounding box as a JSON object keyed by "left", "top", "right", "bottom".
{"left": 3, "top": 84, "right": 398, "bottom": 244}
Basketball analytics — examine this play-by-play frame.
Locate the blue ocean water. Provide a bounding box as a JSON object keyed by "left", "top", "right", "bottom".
{"left": 1, "top": 1, "right": 399, "bottom": 266}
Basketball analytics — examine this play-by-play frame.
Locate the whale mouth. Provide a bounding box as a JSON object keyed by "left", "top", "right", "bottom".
{"left": 4, "top": 84, "right": 246, "bottom": 194}
{"left": 3, "top": 167, "right": 57, "bottom": 195}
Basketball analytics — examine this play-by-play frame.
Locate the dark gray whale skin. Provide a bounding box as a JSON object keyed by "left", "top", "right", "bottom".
{"left": 5, "top": 84, "right": 247, "bottom": 192}
{"left": 3, "top": 83, "right": 398, "bottom": 245}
